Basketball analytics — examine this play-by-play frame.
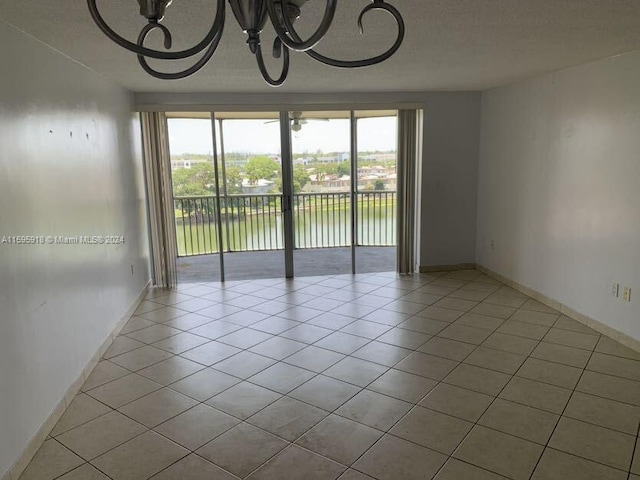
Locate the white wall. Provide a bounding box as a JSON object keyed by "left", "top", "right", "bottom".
{"left": 477, "top": 50, "right": 640, "bottom": 341}
{"left": 0, "top": 21, "right": 150, "bottom": 477}
{"left": 134, "top": 91, "right": 481, "bottom": 267}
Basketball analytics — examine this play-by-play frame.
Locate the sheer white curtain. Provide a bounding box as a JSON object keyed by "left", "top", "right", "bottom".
{"left": 396, "top": 109, "right": 421, "bottom": 275}
{"left": 141, "top": 112, "right": 178, "bottom": 288}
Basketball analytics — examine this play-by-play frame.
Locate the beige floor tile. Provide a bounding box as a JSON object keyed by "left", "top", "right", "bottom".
{"left": 50, "top": 394, "right": 112, "bottom": 437}
{"left": 595, "top": 336, "right": 640, "bottom": 360}
{"left": 212, "top": 350, "right": 276, "bottom": 379}
{"left": 252, "top": 316, "right": 301, "bottom": 334}
{"left": 361, "top": 309, "right": 411, "bottom": 327}
{"left": 633, "top": 441, "right": 640, "bottom": 475}
{"left": 577, "top": 370, "right": 640, "bottom": 406}
{"left": 380, "top": 300, "right": 426, "bottom": 316}
{"left": 86, "top": 373, "right": 162, "bottom": 408}
{"left": 398, "top": 316, "right": 449, "bottom": 335}
{"left": 469, "top": 303, "right": 516, "bottom": 319}
{"left": 248, "top": 396, "right": 328, "bottom": 441}
{"left": 481, "top": 332, "right": 538, "bottom": 355}
{"left": 169, "top": 367, "right": 240, "bottom": 401}
{"left": 120, "top": 317, "right": 156, "bottom": 335}
{"left": 280, "top": 324, "right": 333, "bottom": 344}
{"left": 543, "top": 328, "right": 599, "bottom": 351}
{"left": 434, "top": 458, "right": 508, "bottom": 479}
{"left": 307, "top": 313, "right": 356, "bottom": 330}
{"left": 196, "top": 423, "right": 288, "bottom": 478}
{"left": 531, "top": 448, "right": 628, "bottom": 480}
{"left": 57, "top": 464, "right": 110, "bottom": 479}
{"left": 415, "top": 284, "right": 459, "bottom": 296}
{"left": 554, "top": 316, "right": 600, "bottom": 335}
{"left": 516, "top": 357, "right": 582, "bottom": 389}
{"left": 18, "top": 439, "right": 84, "bottom": 480}
{"left": 375, "top": 327, "right": 431, "bottom": 349}
{"left": 339, "top": 320, "right": 392, "bottom": 339}
{"left": 109, "top": 346, "right": 174, "bottom": 372}
{"left": 297, "top": 414, "right": 383, "bottom": 465}
{"left": 180, "top": 341, "right": 241, "bottom": 366}
{"left": 563, "top": 391, "right": 640, "bottom": 435}
{"left": 548, "top": 417, "right": 635, "bottom": 470}
{"left": 149, "top": 454, "right": 237, "bottom": 480}
{"left": 417, "top": 336, "right": 477, "bottom": 361}
{"left": 353, "top": 434, "right": 447, "bottom": 480}
{"left": 437, "top": 323, "right": 492, "bottom": 345}
{"left": 520, "top": 299, "right": 559, "bottom": 314}
{"left": 174, "top": 297, "right": 217, "bottom": 312}
{"left": 483, "top": 293, "right": 527, "bottom": 308}
{"left": 478, "top": 398, "right": 559, "bottom": 444}
{"left": 289, "top": 375, "right": 361, "bottom": 411}
{"left": 587, "top": 352, "right": 640, "bottom": 382}
{"left": 314, "top": 332, "right": 371, "bottom": 355}
{"left": 444, "top": 364, "right": 511, "bottom": 396}
{"left": 188, "top": 321, "right": 241, "bottom": 340}
{"left": 324, "top": 357, "right": 388, "bottom": 387}
{"left": 368, "top": 369, "right": 438, "bottom": 403}
{"left": 154, "top": 403, "right": 239, "bottom": 450}
{"left": 163, "top": 313, "right": 216, "bottom": 331}
{"left": 509, "top": 310, "right": 559, "bottom": 327}
{"left": 103, "top": 336, "right": 146, "bottom": 359}
{"left": 420, "top": 383, "right": 494, "bottom": 421}
{"left": 206, "top": 381, "right": 281, "bottom": 419}
{"left": 56, "top": 411, "right": 146, "bottom": 460}
{"left": 118, "top": 388, "right": 198, "bottom": 428}
{"left": 215, "top": 310, "right": 271, "bottom": 327}
{"left": 448, "top": 288, "right": 492, "bottom": 302}
{"left": 248, "top": 445, "right": 346, "bottom": 480}
{"left": 134, "top": 300, "right": 164, "bottom": 315}
{"left": 126, "top": 324, "right": 182, "bottom": 344}
{"left": 433, "top": 297, "right": 478, "bottom": 312}
{"left": 249, "top": 336, "right": 307, "bottom": 360}
{"left": 455, "top": 313, "right": 504, "bottom": 331}
{"left": 530, "top": 342, "right": 591, "bottom": 368}
{"left": 336, "top": 390, "right": 412, "bottom": 431}
{"left": 151, "top": 332, "right": 210, "bottom": 354}
{"left": 249, "top": 362, "right": 316, "bottom": 394}
{"left": 499, "top": 376, "right": 571, "bottom": 414}
{"left": 279, "top": 305, "right": 324, "bottom": 321}
{"left": 283, "top": 346, "right": 345, "bottom": 373}
{"left": 351, "top": 341, "right": 412, "bottom": 367}
{"left": 464, "top": 347, "right": 526, "bottom": 374}
{"left": 138, "top": 356, "right": 204, "bottom": 385}
{"left": 453, "top": 425, "right": 543, "bottom": 480}
{"left": 217, "top": 328, "right": 274, "bottom": 349}
{"left": 139, "top": 307, "right": 187, "bottom": 323}
{"left": 91, "top": 431, "right": 189, "bottom": 480}
{"left": 394, "top": 352, "right": 459, "bottom": 381}
{"left": 496, "top": 321, "right": 549, "bottom": 340}
{"left": 82, "top": 361, "right": 131, "bottom": 391}
{"left": 390, "top": 406, "right": 473, "bottom": 454}
{"left": 337, "top": 469, "right": 376, "bottom": 480}
{"left": 415, "top": 306, "right": 465, "bottom": 322}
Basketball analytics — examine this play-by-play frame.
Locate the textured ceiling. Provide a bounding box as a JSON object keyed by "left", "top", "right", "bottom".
{"left": 1, "top": 0, "right": 640, "bottom": 93}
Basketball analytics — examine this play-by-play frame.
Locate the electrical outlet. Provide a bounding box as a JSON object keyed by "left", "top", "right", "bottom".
{"left": 611, "top": 282, "right": 620, "bottom": 297}
{"left": 623, "top": 287, "right": 631, "bottom": 302}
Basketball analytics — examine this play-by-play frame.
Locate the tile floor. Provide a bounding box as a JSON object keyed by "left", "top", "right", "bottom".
{"left": 18, "top": 270, "right": 640, "bottom": 480}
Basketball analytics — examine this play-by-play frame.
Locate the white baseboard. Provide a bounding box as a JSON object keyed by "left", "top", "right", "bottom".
{"left": 420, "top": 263, "right": 477, "bottom": 273}
{"left": 477, "top": 265, "right": 640, "bottom": 354}
{"left": 7, "top": 280, "right": 152, "bottom": 480}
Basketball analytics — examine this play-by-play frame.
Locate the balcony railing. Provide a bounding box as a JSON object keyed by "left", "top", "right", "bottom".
{"left": 174, "top": 191, "right": 396, "bottom": 257}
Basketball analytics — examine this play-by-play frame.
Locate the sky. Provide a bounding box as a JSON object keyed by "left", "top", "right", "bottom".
{"left": 167, "top": 115, "right": 397, "bottom": 156}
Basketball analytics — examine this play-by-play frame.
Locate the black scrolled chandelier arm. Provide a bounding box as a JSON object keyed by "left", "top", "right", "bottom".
{"left": 136, "top": 21, "right": 225, "bottom": 80}
{"left": 255, "top": 39, "right": 290, "bottom": 87}
{"left": 265, "top": 0, "right": 337, "bottom": 52}
{"left": 299, "top": 0, "right": 405, "bottom": 69}
{"left": 87, "top": 0, "right": 225, "bottom": 60}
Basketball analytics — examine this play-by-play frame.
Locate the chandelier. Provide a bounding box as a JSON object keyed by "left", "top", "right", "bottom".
{"left": 87, "top": 0, "right": 405, "bottom": 86}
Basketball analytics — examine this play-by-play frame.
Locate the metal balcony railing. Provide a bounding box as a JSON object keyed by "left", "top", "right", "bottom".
{"left": 174, "top": 191, "right": 396, "bottom": 257}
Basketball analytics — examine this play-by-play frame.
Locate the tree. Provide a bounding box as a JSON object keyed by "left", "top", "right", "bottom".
{"left": 293, "top": 166, "right": 310, "bottom": 193}
{"left": 172, "top": 162, "right": 216, "bottom": 197}
{"left": 224, "top": 166, "right": 244, "bottom": 194}
{"left": 245, "top": 156, "right": 280, "bottom": 184}
{"left": 374, "top": 180, "right": 385, "bottom": 191}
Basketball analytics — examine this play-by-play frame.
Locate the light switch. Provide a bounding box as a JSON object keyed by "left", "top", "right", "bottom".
{"left": 623, "top": 287, "right": 632, "bottom": 302}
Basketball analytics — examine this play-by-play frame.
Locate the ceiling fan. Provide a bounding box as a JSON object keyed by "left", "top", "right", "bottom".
{"left": 265, "top": 111, "right": 330, "bottom": 132}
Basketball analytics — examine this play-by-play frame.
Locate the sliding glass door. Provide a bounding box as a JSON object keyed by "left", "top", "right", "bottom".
{"left": 166, "top": 110, "right": 398, "bottom": 282}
